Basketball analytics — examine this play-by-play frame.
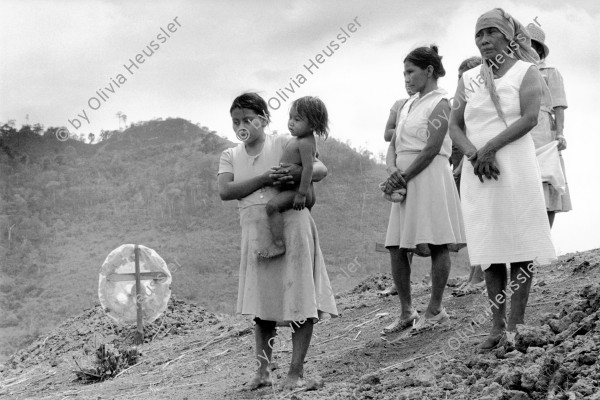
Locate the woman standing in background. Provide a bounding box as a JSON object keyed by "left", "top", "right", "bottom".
{"left": 379, "top": 83, "right": 417, "bottom": 298}
{"left": 450, "top": 56, "right": 486, "bottom": 298}
{"left": 527, "top": 23, "right": 572, "bottom": 228}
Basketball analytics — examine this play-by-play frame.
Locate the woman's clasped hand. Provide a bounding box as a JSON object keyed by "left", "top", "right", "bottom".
{"left": 468, "top": 145, "right": 501, "bottom": 182}
{"left": 384, "top": 168, "right": 407, "bottom": 193}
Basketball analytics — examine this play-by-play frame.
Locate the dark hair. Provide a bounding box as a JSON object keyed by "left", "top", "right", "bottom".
{"left": 404, "top": 45, "right": 446, "bottom": 79}
{"left": 291, "top": 96, "right": 329, "bottom": 139}
{"left": 531, "top": 41, "right": 546, "bottom": 60}
{"left": 458, "top": 56, "right": 482, "bottom": 75}
{"left": 229, "top": 92, "right": 271, "bottom": 123}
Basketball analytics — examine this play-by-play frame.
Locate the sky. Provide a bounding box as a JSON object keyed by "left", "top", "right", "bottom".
{"left": 1, "top": 0, "right": 599, "bottom": 255}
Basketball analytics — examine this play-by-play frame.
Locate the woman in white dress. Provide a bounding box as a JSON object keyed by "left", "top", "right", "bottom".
{"left": 449, "top": 8, "right": 556, "bottom": 351}
{"left": 382, "top": 45, "right": 466, "bottom": 334}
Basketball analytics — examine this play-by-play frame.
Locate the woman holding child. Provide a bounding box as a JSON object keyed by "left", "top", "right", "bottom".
{"left": 382, "top": 46, "right": 466, "bottom": 334}
{"left": 449, "top": 8, "right": 556, "bottom": 351}
{"left": 218, "top": 93, "right": 337, "bottom": 390}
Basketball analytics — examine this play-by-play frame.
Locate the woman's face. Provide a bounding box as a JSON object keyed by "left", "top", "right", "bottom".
{"left": 404, "top": 61, "right": 431, "bottom": 94}
{"left": 475, "top": 27, "right": 510, "bottom": 61}
{"left": 231, "top": 107, "right": 266, "bottom": 143}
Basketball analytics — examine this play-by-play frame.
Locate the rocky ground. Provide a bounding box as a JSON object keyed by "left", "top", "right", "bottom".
{"left": 1, "top": 249, "right": 599, "bottom": 399}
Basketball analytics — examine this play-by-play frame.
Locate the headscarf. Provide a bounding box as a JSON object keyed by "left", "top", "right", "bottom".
{"left": 475, "top": 8, "right": 540, "bottom": 126}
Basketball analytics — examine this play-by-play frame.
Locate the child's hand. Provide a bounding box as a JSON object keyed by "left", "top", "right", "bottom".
{"left": 293, "top": 193, "right": 306, "bottom": 210}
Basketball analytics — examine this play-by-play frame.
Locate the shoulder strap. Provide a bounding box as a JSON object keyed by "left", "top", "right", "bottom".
{"left": 396, "top": 99, "right": 409, "bottom": 127}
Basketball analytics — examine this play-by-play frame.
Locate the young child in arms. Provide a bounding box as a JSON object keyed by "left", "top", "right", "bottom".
{"left": 258, "top": 96, "right": 329, "bottom": 259}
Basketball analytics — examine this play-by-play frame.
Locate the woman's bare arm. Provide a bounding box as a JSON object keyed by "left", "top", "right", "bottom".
{"left": 275, "top": 158, "right": 327, "bottom": 185}
{"left": 218, "top": 172, "right": 272, "bottom": 201}
{"left": 554, "top": 106, "right": 566, "bottom": 150}
{"left": 387, "top": 99, "right": 451, "bottom": 188}
{"left": 486, "top": 67, "right": 541, "bottom": 151}
{"left": 384, "top": 109, "right": 398, "bottom": 142}
{"left": 470, "top": 66, "right": 542, "bottom": 181}
{"left": 311, "top": 159, "right": 327, "bottom": 182}
{"left": 449, "top": 78, "right": 477, "bottom": 158}
{"left": 554, "top": 106, "right": 565, "bottom": 135}
{"left": 386, "top": 131, "right": 397, "bottom": 173}
{"left": 401, "top": 99, "right": 451, "bottom": 182}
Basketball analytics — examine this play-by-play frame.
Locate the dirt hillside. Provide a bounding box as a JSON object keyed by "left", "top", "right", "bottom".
{"left": 1, "top": 249, "right": 599, "bottom": 399}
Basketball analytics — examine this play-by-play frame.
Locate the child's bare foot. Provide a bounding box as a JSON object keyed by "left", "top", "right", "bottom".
{"left": 257, "top": 241, "right": 286, "bottom": 259}
{"left": 248, "top": 372, "right": 273, "bottom": 390}
{"left": 281, "top": 374, "right": 305, "bottom": 391}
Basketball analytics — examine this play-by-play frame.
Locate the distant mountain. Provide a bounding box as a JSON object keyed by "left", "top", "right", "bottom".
{"left": 97, "top": 118, "right": 234, "bottom": 153}
{"left": 0, "top": 118, "right": 234, "bottom": 161}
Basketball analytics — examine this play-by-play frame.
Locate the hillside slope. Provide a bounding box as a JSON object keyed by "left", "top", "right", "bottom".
{"left": 1, "top": 249, "right": 598, "bottom": 399}
{"left": 0, "top": 118, "right": 470, "bottom": 360}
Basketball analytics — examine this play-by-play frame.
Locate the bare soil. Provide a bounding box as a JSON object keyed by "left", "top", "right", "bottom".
{"left": 1, "top": 249, "right": 599, "bottom": 400}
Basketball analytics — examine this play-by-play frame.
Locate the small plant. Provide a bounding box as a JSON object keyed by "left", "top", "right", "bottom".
{"left": 73, "top": 344, "right": 140, "bottom": 383}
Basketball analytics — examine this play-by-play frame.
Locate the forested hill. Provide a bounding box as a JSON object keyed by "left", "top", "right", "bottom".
{"left": 0, "top": 118, "right": 393, "bottom": 360}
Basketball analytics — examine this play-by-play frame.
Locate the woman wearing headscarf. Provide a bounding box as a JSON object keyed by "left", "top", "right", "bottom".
{"left": 526, "top": 23, "right": 572, "bottom": 228}
{"left": 449, "top": 8, "right": 556, "bottom": 351}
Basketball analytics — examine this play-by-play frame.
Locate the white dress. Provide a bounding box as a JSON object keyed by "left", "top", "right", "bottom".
{"left": 385, "top": 88, "right": 466, "bottom": 252}
{"left": 461, "top": 61, "right": 556, "bottom": 266}
{"left": 218, "top": 134, "right": 338, "bottom": 322}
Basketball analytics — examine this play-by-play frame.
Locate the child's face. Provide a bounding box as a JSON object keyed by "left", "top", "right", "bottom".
{"left": 288, "top": 108, "right": 312, "bottom": 137}
{"left": 231, "top": 108, "right": 266, "bottom": 143}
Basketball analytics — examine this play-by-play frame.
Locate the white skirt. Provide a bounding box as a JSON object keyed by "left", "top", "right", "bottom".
{"left": 237, "top": 205, "right": 338, "bottom": 323}
{"left": 385, "top": 153, "right": 466, "bottom": 251}
{"left": 460, "top": 134, "right": 556, "bottom": 265}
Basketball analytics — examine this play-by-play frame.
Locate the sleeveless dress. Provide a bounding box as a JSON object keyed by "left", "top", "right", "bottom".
{"left": 390, "top": 99, "right": 408, "bottom": 116}
{"left": 529, "top": 62, "right": 572, "bottom": 212}
{"left": 385, "top": 88, "right": 466, "bottom": 253}
{"left": 461, "top": 61, "right": 556, "bottom": 266}
{"left": 218, "top": 133, "right": 338, "bottom": 323}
